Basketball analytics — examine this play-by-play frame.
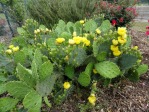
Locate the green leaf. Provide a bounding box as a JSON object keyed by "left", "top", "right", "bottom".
{"left": 17, "top": 27, "right": 26, "bottom": 35}
{"left": 85, "top": 62, "right": 94, "bottom": 76}
{"left": 16, "top": 63, "right": 36, "bottom": 87}
{"left": 78, "top": 72, "right": 91, "bottom": 87}
{"left": 47, "top": 38, "right": 57, "bottom": 49}
{"left": 119, "top": 54, "right": 137, "bottom": 70}
{"left": 0, "top": 84, "right": 6, "bottom": 94}
{"left": 36, "top": 74, "right": 57, "bottom": 96}
{"left": 23, "top": 91, "right": 42, "bottom": 112}
{"left": 39, "top": 61, "right": 53, "bottom": 81}
{"left": 84, "top": 20, "right": 97, "bottom": 33}
{"left": 96, "top": 52, "right": 107, "bottom": 61}
{"left": 33, "top": 49, "right": 43, "bottom": 70}
{"left": 95, "top": 61, "right": 120, "bottom": 79}
{"left": 127, "top": 70, "right": 139, "bottom": 82}
{"left": 93, "top": 40, "right": 99, "bottom": 57}
{"left": 39, "top": 25, "right": 46, "bottom": 30}
{"left": 100, "top": 20, "right": 111, "bottom": 32}
{"left": 55, "top": 20, "right": 66, "bottom": 35}
{"left": 64, "top": 66, "right": 75, "bottom": 79}
{"left": 136, "top": 64, "right": 148, "bottom": 76}
{"left": 60, "top": 32, "right": 72, "bottom": 40}
{"left": 0, "top": 97, "right": 18, "bottom": 112}
{"left": 31, "top": 60, "right": 39, "bottom": 81}
{"left": 14, "top": 51, "right": 26, "bottom": 64}
{"left": 6, "top": 81, "right": 33, "bottom": 99}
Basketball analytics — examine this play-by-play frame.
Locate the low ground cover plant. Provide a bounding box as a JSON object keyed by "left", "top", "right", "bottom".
{"left": 0, "top": 18, "right": 148, "bottom": 111}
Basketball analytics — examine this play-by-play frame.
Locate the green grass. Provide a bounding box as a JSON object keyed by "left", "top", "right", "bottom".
{"left": 131, "top": 22, "right": 148, "bottom": 32}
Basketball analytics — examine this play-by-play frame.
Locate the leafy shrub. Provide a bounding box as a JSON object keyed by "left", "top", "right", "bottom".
{"left": 0, "top": 19, "right": 6, "bottom": 36}
{"left": 0, "top": 18, "right": 148, "bottom": 111}
{"left": 27, "top": 0, "right": 99, "bottom": 28}
{"left": 99, "top": 0, "right": 138, "bottom": 28}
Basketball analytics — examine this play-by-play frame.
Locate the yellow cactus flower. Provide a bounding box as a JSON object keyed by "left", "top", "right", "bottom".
{"left": 34, "top": 30, "right": 38, "bottom": 34}
{"left": 112, "top": 39, "right": 118, "bottom": 45}
{"left": 122, "top": 34, "right": 127, "bottom": 38}
{"left": 88, "top": 94, "right": 96, "bottom": 106}
{"left": 8, "top": 45, "right": 14, "bottom": 49}
{"left": 84, "top": 40, "right": 90, "bottom": 46}
{"left": 73, "top": 32, "right": 77, "bottom": 37}
{"left": 36, "top": 29, "right": 40, "bottom": 33}
{"left": 73, "top": 36, "right": 82, "bottom": 44}
{"left": 80, "top": 20, "right": 85, "bottom": 24}
{"left": 110, "top": 45, "right": 119, "bottom": 51}
{"left": 6, "top": 49, "right": 12, "bottom": 54}
{"left": 63, "top": 82, "right": 71, "bottom": 89}
{"left": 93, "top": 69, "right": 97, "bottom": 74}
{"left": 12, "top": 46, "right": 19, "bottom": 52}
{"left": 118, "top": 36, "right": 126, "bottom": 45}
{"left": 69, "top": 39, "right": 75, "bottom": 45}
{"left": 45, "top": 28, "right": 49, "bottom": 32}
{"left": 56, "top": 38, "right": 65, "bottom": 44}
{"left": 117, "top": 27, "right": 127, "bottom": 36}
{"left": 132, "top": 46, "right": 138, "bottom": 50}
{"left": 113, "top": 50, "right": 121, "bottom": 57}
{"left": 96, "top": 29, "right": 101, "bottom": 34}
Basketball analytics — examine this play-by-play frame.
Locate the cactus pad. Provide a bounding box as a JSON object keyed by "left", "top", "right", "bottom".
{"left": 78, "top": 72, "right": 91, "bottom": 87}
{"left": 95, "top": 61, "right": 120, "bottom": 79}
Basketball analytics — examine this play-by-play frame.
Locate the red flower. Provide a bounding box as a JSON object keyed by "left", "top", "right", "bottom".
{"left": 119, "top": 17, "right": 123, "bottom": 23}
{"left": 111, "top": 19, "right": 117, "bottom": 26}
{"left": 146, "top": 26, "right": 149, "bottom": 29}
{"left": 146, "top": 31, "right": 149, "bottom": 36}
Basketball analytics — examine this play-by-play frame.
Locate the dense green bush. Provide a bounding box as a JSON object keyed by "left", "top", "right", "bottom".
{"left": 27, "top": 0, "right": 99, "bottom": 28}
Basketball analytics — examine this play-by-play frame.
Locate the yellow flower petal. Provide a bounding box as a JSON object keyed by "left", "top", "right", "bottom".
{"left": 112, "top": 39, "right": 118, "bottom": 45}
{"left": 6, "top": 49, "right": 12, "bottom": 54}
{"left": 12, "top": 46, "right": 19, "bottom": 52}
{"left": 69, "top": 39, "right": 75, "bottom": 45}
{"left": 63, "top": 82, "right": 71, "bottom": 89}
{"left": 88, "top": 94, "right": 96, "bottom": 106}
{"left": 113, "top": 50, "right": 121, "bottom": 57}
{"left": 56, "top": 38, "right": 65, "bottom": 44}
{"left": 110, "top": 45, "right": 119, "bottom": 51}
{"left": 118, "top": 36, "right": 126, "bottom": 45}
{"left": 96, "top": 29, "right": 101, "bottom": 34}
{"left": 80, "top": 20, "right": 85, "bottom": 24}
{"left": 9, "top": 45, "right": 14, "bottom": 49}
{"left": 117, "top": 27, "right": 127, "bottom": 36}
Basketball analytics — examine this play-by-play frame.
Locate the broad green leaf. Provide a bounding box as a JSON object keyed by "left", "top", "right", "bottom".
{"left": 17, "top": 27, "right": 26, "bottom": 35}
{"left": 64, "top": 66, "right": 75, "bottom": 79}
{"left": 0, "top": 84, "right": 6, "bottom": 94}
{"left": 39, "top": 61, "right": 53, "bottom": 81}
{"left": 0, "top": 75, "right": 7, "bottom": 82}
{"left": 39, "top": 25, "right": 46, "bottom": 30}
{"left": 36, "top": 74, "right": 57, "bottom": 96}
{"left": 31, "top": 60, "right": 39, "bottom": 81}
{"left": 95, "top": 61, "right": 120, "bottom": 79}
{"left": 23, "top": 91, "right": 42, "bottom": 112}
{"left": 0, "top": 97, "right": 18, "bottom": 112}
{"left": 136, "top": 64, "right": 148, "bottom": 75}
{"left": 16, "top": 63, "right": 36, "bottom": 87}
{"left": 33, "top": 49, "right": 43, "bottom": 70}
{"left": 6, "top": 81, "right": 33, "bottom": 99}
{"left": 14, "top": 51, "right": 26, "bottom": 64}
{"left": 100, "top": 20, "right": 111, "bottom": 32}
{"left": 55, "top": 20, "right": 66, "bottom": 35}
{"left": 60, "top": 32, "right": 72, "bottom": 40}
{"left": 84, "top": 20, "right": 97, "bottom": 33}
{"left": 47, "top": 38, "right": 57, "bottom": 49}
{"left": 119, "top": 54, "right": 137, "bottom": 70}
{"left": 93, "top": 40, "right": 99, "bottom": 57}
{"left": 78, "top": 72, "right": 91, "bottom": 87}
{"left": 85, "top": 62, "right": 93, "bottom": 76}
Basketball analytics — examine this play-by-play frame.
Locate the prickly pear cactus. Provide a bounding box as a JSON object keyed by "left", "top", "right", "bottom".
{"left": 136, "top": 64, "right": 148, "bottom": 76}
{"left": 85, "top": 62, "right": 93, "bottom": 76}
{"left": 78, "top": 72, "right": 91, "bottom": 87}
{"left": 119, "top": 54, "right": 137, "bottom": 70}
{"left": 95, "top": 61, "right": 120, "bottom": 79}
{"left": 64, "top": 65, "right": 75, "bottom": 79}
{"left": 68, "top": 48, "right": 87, "bottom": 67}
{"left": 14, "top": 51, "right": 27, "bottom": 65}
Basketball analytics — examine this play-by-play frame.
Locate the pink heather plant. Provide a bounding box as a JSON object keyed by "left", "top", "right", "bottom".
{"left": 146, "top": 20, "right": 149, "bottom": 37}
